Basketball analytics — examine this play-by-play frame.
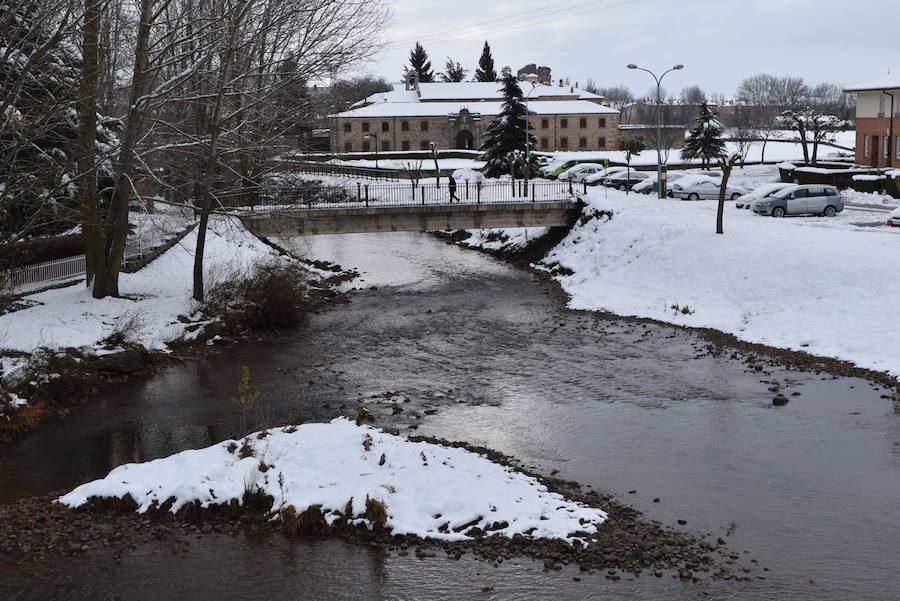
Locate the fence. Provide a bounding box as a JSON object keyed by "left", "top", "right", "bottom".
{"left": 238, "top": 180, "right": 583, "bottom": 212}
{"left": 2, "top": 230, "right": 172, "bottom": 294}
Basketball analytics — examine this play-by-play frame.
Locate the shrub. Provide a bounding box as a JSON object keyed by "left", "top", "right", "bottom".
{"left": 205, "top": 262, "right": 313, "bottom": 332}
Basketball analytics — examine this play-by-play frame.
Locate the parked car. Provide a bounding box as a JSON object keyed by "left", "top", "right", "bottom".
{"left": 886, "top": 206, "right": 900, "bottom": 227}
{"left": 734, "top": 183, "right": 795, "bottom": 209}
{"left": 671, "top": 175, "right": 748, "bottom": 200}
{"left": 540, "top": 159, "right": 600, "bottom": 179}
{"left": 557, "top": 162, "right": 607, "bottom": 182}
{"left": 750, "top": 185, "right": 844, "bottom": 217}
{"left": 631, "top": 172, "right": 687, "bottom": 195}
{"left": 603, "top": 171, "right": 650, "bottom": 190}
{"left": 584, "top": 166, "right": 629, "bottom": 187}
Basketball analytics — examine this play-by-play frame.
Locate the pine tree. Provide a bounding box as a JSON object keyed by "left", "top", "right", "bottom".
{"left": 405, "top": 42, "right": 434, "bottom": 83}
{"left": 681, "top": 102, "right": 726, "bottom": 169}
{"left": 479, "top": 74, "right": 534, "bottom": 177}
{"left": 474, "top": 41, "right": 497, "bottom": 82}
{"left": 440, "top": 58, "right": 467, "bottom": 82}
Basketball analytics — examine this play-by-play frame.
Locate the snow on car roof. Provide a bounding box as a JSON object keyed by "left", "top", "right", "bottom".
{"left": 742, "top": 182, "right": 795, "bottom": 200}
{"left": 674, "top": 174, "right": 720, "bottom": 187}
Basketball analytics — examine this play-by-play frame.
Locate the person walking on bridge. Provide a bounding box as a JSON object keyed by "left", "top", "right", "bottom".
{"left": 448, "top": 174, "right": 459, "bottom": 203}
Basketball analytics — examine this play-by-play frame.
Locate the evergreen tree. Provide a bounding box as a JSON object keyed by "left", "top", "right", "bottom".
{"left": 474, "top": 41, "right": 497, "bottom": 82}
{"left": 0, "top": 2, "right": 116, "bottom": 245}
{"left": 479, "top": 74, "right": 534, "bottom": 177}
{"left": 681, "top": 102, "right": 726, "bottom": 169}
{"left": 405, "top": 42, "right": 434, "bottom": 83}
{"left": 440, "top": 58, "right": 467, "bottom": 82}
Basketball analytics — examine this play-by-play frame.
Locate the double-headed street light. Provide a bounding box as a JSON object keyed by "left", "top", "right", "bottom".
{"left": 627, "top": 63, "right": 684, "bottom": 198}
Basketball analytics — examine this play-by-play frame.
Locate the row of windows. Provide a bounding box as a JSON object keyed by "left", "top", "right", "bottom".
{"left": 540, "top": 137, "right": 607, "bottom": 149}
{"left": 862, "top": 135, "right": 900, "bottom": 159}
{"left": 345, "top": 140, "right": 432, "bottom": 152}
{"left": 344, "top": 121, "right": 429, "bottom": 133}
{"left": 539, "top": 117, "right": 607, "bottom": 129}
{"left": 342, "top": 117, "right": 610, "bottom": 134}
{"left": 344, "top": 137, "right": 609, "bottom": 151}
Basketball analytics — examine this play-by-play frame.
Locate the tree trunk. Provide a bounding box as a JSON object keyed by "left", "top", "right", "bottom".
{"left": 760, "top": 138, "right": 767, "bottom": 163}
{"left": 716, "top": 158, "right": 736, "bottom": 234}
{"left": 78, "top": 0, "right": 106, "bottom": 296}
{"left": 99, "top": 0, "right": 156, "bottom": 298}
{"left": 192, "top": 0, "right": 247, "bottom": 302}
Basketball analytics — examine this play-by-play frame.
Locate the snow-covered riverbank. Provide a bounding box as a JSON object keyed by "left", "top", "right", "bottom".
{"left": 458, "top": 188, "right": 900, "bottom": 376}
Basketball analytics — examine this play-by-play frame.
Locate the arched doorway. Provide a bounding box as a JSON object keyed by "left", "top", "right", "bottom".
{"left": 456, "top": 129, "right": 474, "bottom": 149}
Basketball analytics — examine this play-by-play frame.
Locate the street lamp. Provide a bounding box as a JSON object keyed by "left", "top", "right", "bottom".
{"left": 523, "top": 81, "right": 539, "bottom": 188}
{"left": 362, "top": 132, "right": 379, "bottom": 168}
{"left": 627, "top": 63, "right": 683, "bottom": 198}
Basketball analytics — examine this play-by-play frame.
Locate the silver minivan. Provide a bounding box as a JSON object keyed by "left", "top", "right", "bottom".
{"left": 750, "top": 185, "right": 844, "bottom": 217}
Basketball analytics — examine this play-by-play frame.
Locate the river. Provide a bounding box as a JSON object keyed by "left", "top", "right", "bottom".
{"left": 1, "top": 231, "right": 898, "bottom": 600}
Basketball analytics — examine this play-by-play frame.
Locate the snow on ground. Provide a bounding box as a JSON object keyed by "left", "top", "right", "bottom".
{"left": 538, "top": 189, "right": 900, "bottom": 375}
{"left": 59, "top": 418, "right": 607, "bottom": 544}
{"left": 461, "top": 228, "right": 550, "bottom": 252}
{"left": 327, "top": 158, "right": 486, "bottom": 171}
{"left": 540, "top": 139, "right": 850, "bottom": 168}
{"left": 0, "top": 217, "right": 285, "bottom": 356}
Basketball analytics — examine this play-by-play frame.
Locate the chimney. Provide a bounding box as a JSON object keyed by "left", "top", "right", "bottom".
{"left": 343, "top": 102, "right": 351, "bottom": 111}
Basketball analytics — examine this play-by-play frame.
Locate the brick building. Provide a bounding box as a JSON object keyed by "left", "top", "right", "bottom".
{"left": 329, "top": 74, "right": 620, "bottom": 153}
{"left": 844, "top": 76, "right": 900, "bottom": 168}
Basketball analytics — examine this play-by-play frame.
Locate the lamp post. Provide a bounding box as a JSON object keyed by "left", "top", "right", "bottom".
{"left": 363, "top": 132, "right": 379, "bottom": 168}
{"left": 627, "top": 63, "right": 683, "bottom": 198}
{"left": 523, "top": 81, "right": 539, "bottom": 189}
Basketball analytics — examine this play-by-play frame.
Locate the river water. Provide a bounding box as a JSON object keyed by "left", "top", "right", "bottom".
{"left": 2, "top": 232, "right": 899, "bottom": 600}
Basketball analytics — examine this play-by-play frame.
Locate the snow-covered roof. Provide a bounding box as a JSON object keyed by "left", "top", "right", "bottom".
{"left": 331, "top": 99, "right": 619, "bottom": 118}
{"left": 843, "top": 75, "right": 900, "bottom": 93}
{"left": 348, "top": 82, "right": 605, "bottom": 112}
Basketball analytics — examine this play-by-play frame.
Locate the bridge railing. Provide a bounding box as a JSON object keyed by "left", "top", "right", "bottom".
{"left": 231, "top": 180, "right": 581, "bottom": 212}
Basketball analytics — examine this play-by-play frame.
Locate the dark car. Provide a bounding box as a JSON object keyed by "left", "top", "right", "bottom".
{"left": 603, "top": 171, "right": 650, "bottom": 191}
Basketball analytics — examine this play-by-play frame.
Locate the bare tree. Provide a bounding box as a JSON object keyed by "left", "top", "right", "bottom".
{"left": 715, "top": 152, "right": 741, "bottom": 234}
{"left": 680, "top": 85, "right": 706, "bottom": 105}
{"left": 597, "top": 85, "right": 633, "bottom": 108}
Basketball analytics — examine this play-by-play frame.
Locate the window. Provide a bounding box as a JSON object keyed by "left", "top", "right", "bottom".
{"left": 401, "top": 121, "right": 409, "bottom": 131}
{"left": 884, "top": 136, "right": 889, "bottom": 158}
{"left": 361, "top": 141, "right": 370, "bottom": 151}
{"left": 541, "top": 137, "right": 549, "bottom": 149}
{"left": 539, "top": 118, "right": 547, "bottom": 129}
{"left": 824, "top": 187, "right": 837, "bottom": 196}
{"left": 382, "top": 141, "right": 390, "bottom": 151}
{"left": 421, "top": 121, "right": 429, "bottom": 131}
{"left": 807, "top": 187, "right": 824, "bottom": 197}
{"left": 560, "top": 118, "right": 568, "bottom": 128}
{"left": 896, "top": 136, "right": 900, "bottom": 159}
{"left": 381, "top": 121, "right": 389, "bottom": 132}
{"left": 344, "top": 142, "right": 352, "bottom": 151}
{"left": 401, "top": 140, "right": 410, "bottom": 151}
{"left": 598, "top": 137, "right": 606, "bottom": 148}
{"left": 598, "top": 118, "right": 606, "bottom": 127}
{"left": 362, "top": 122, "right": 370, "bottom": 132}
{"left": 864, "top": 135, "right": 870, "bottom": 157}
{"left": 560, "top": 137, "right": 568, "bottom": 148}
{"left": 579, "top": 136, "right": 587, "bottom": 148}
{"left": 420, "top": 140, "right": 430, "bottom": 150}
{"left": 879, "top": 95, "right": 886, "bottom": 116}
{"left": 579, "top": 118, "right": 587, "bottom": 128}
{"left": 343, "top": 122, "right": 351, "bottom": 133}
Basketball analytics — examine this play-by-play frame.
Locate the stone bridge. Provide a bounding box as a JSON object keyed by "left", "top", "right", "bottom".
{"left": 237, "top": 182, "right": 583, "bottom": 236}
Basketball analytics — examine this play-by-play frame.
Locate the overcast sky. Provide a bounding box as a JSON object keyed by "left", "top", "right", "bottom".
{"left": 363, "top": 0, "right": 898, "bottom": 97}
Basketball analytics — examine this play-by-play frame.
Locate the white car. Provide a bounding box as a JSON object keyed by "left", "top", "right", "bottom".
{"left": 557, "top": 163, "right": 607, "bottom": 182}
{"left": 734, "top": 183, "right": 796, "bottom": 209}
{"left": 887, "top": 206, "right": 900, "bottom": 227}
{"left": 671, "top": 175, "right": 749, "bottom": 201}
{"left": 584, "top": 166, "right": 630, "bottom": 186}
{"left": 631, "top": 171, "right": 688, "bottom": 195}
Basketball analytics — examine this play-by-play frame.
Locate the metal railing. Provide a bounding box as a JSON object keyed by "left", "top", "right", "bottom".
{"left": 236, "top": 180, "right": 582, "bottom": 212}
{"left": 2, "top": 230, "right": 173, "bottom": 294}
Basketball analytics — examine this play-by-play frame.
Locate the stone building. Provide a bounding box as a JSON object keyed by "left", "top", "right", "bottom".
{"left": 329, "top": 73, "right": 620, "bottom": 153}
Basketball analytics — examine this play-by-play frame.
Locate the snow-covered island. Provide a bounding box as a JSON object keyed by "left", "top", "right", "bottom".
{"left": 59, "top": 418, "right": 607, "bottom": 544}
